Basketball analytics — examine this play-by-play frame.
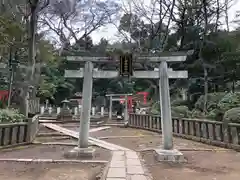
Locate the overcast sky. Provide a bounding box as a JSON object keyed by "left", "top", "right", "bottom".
{"left": 90, "top": 0, "right": 240, "bottom": 44}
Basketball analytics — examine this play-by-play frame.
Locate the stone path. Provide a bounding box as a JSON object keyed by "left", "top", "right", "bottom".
{"left": 42, "top": 123, "right": 150, "bottom": 180}
{"left": 107, "top": 150, "right": 148, "bottom": 180}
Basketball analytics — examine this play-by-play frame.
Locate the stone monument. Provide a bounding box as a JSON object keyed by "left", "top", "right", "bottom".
{"left": 57, "top": 99, "right": 72, "bottom": 121}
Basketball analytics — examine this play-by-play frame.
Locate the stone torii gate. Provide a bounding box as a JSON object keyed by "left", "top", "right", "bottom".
{"left": 64, "top": 51, "right": 191, "bottom": 160}
{"left": 132, "top": 56, "right": 189, "bottom": 162}
{"left": 106, "top": 93, "right": 132, "bottom": 122}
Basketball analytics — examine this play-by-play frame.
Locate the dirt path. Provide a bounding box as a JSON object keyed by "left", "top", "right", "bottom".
{"left": 0, "top": 125, "right": 111, "bottom": 180}
{"left": 2, "top": 124, "right": 239, "bottom": 180}
{"left": 0, "top": 162, "right": 104, "bottom": 180}
{"left": 90, "top": 127, "right": 218, "bottom": 150}
{"left": 90, "top": 127, "right": 240, "bottom": 180}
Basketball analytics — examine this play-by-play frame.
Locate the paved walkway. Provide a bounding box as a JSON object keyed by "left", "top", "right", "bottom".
{"left": 42, "top": 123, "right": 150, "bottom": 180}
{"left": 107, "top": 150, "right": 147, "bottom": 180}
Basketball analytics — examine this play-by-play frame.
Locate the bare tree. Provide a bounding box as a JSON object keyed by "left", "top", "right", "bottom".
{"left": 128, "top": 0, "right": 176, "bottom": 51}
{"left": 110, "top": 0, "right": 135, "bottom": 43}
{"left": 39, "top": 0, "right": 120, "bottom": 54}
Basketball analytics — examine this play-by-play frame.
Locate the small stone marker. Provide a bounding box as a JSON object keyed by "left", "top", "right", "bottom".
{"left": 56, "top": 107, "right": 61, "bottom": 114}
{"left": 91, "top": 107, "right": 95, "bottom": 116}
{"left": 74, "top": 107, "right": 78, "bottom": 115}
{"left": 40, "top": 106, "right": 44, "bottom": 114}
{"left": 48, "top": 107, "right": 52, "bottom": 114}
{"left": 100, "top": 107, "right": 104, "bottom": 116}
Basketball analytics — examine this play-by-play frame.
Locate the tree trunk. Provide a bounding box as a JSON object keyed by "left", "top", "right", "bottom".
{"left": 19, "top": 1, "right": 38, "bottom": 116}
{"left": 7, "top": 48, "right": 13, "bottom": 107}
{"left": 203, "top": 67, "right": 208, "bottom": 114}
{"left": 232, "top": 80, "right": 235, "bottom": 93}
{"left": 29, "top": 5, "right": 37, "bottom": 81}
{"left": 201, "top": 0, "right": 209, "bottom": 115}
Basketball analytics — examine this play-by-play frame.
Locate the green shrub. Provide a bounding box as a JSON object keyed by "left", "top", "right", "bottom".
{"left": 217, "top": 92, "right": 240, "bottom": 112}
{"left": 171, "top": 106, "right": 189, "bottom": 118}
{"left": 206, "top": 109, "right": 224, "bottom": 121}
{"left": 171, "top": 99, "right": 188, "bottom": 107}
{"left": 195, "top": 92, "right": 226, "bottom": 112}
{"left": 190, "top": 109, "right": 205, "bottom": 118}
{"left": 0, "top": 108, "right": 26, "bottom": 123}
{"left": 223, "top": 107, "right": 240, "bottom": 123}
{"left": 150, "top": 102, "right": 160, "bottom": 115}
{"left": 151, "top": 102, "right": 189, "bottom": 117}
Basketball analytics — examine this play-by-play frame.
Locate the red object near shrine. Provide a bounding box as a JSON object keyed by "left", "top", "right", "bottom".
{"left": 119, "top": 91, "right": 149, "bottom": 112}
{"left": 0, "top": 90, "right": 9, "bottom": 102}
{"left": 136, "top": 91, "right": 149, "bottom": 104}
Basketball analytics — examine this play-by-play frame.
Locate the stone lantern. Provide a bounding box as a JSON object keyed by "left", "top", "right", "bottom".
{"left": 57, "top": 99, "right": 72, "bottom": 121}
{"left": 62, "top": 99, "right": 70, "bottom": 109}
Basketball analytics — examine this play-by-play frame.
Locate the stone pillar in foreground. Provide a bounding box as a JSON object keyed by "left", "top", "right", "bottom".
{"left": 154, "top": 61, "right": 185, "bottom": 162}
{"left": 159, "top": 61, "right": 173, "bottom": 150}
{"left": 64, "top": 61, "right": 95, "bottom": 159}
{"left": 78, "top": 61, "right": 93, "bottom": 148}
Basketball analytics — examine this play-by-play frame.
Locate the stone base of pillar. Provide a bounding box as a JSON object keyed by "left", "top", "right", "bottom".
{"left": 154, "top": 148, "right": 186, "bottom": 163}
{"left": 64, "top": 147, "right": 95, "bottom": 159}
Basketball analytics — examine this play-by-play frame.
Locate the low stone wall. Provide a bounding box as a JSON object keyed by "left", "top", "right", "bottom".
{"left": 129, "top": 114, "right": 240, "bottom": 151}
{"left": 0, "top": 115, "right": 39, "bottom": 148}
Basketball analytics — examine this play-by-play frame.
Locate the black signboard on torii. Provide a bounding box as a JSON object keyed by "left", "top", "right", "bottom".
{"left": 119, "top": 53, "right": 133, "bottom": 77}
